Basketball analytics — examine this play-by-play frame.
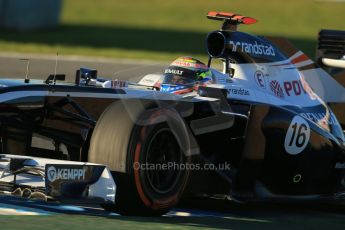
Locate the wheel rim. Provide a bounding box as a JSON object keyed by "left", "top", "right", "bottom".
{"left": 144, "top": 128, "right": 184, "bottom": 194}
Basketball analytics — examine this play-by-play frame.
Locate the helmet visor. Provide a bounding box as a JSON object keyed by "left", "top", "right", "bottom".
{"left": 162, "top": 74, "right": 196, "bottom": 85}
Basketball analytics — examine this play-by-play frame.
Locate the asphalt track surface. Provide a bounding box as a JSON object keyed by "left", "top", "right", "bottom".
{"left": 0, "top": 54, "right": 345, "bottom": 229}
{"left": 1, "top": 195, "right": 345, "bottom": 229}
{"left": 0, "top": 53, "right": 167, "bottom": 82}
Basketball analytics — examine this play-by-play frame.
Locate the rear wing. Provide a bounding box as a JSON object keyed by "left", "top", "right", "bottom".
{"left": 206, "top": 11, "right": 257, "bottom": 31}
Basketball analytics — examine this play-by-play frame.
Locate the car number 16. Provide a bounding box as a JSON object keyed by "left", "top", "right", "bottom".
{"left": 284, "top": 116, "right": 310, "bottom": 155}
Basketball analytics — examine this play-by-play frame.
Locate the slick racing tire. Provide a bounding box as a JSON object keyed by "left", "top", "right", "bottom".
{"left": 88, "top": 100, "right": 192, "bottom": 216}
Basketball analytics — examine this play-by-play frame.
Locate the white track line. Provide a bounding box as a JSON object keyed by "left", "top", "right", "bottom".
{"left": 0, "top": 204, "right": 51, "bottom": 215}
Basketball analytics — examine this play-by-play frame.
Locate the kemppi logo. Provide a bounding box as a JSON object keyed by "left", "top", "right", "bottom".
{"left": 47, "top": 166, "right": 57, "bottom": 182}
{"left": 47, "top": 166, "right": 86, "bottom": 182}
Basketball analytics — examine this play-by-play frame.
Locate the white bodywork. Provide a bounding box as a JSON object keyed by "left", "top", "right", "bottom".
{"left": 209, "top": 54, "right": 345, "bottom": 107}
{"left": 101, "top": 52, "right": 345, "bottom": 107}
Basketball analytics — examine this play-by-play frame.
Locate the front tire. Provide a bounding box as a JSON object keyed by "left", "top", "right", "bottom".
{"left": 89, "top": 100, "right": 192, "bottom": 216}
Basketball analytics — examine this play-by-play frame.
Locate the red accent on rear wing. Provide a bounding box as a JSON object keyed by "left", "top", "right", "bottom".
{"left": 207, "top": 11, "right": 258, "bottom": 25}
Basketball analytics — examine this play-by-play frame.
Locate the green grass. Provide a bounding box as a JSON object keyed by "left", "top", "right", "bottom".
{"left": 0, "top": 0, "right": 345, "bottom": 61}
{"left": 0, "top": 215, "right": 204, "bottom": 230}
{"left": 0, "top": 214, "right": 272, "bottom": 230}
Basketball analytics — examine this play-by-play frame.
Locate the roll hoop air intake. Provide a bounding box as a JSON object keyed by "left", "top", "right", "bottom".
{"left": 205, "top": 11, "right": 258, "bottom": 71}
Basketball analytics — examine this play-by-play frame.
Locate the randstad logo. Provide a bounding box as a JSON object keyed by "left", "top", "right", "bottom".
{"left": 229, "top": 40, "right": 275, "bottom": 56}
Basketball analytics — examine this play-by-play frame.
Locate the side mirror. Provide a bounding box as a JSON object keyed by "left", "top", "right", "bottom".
{"left": 75, "top": 68, "right": 98, "bottom": 85}
{"left": 45, "top": 74, "right": 66, "bottom": 84}
{"left": 79, "top": 68, "right": 98, "bottom": 80}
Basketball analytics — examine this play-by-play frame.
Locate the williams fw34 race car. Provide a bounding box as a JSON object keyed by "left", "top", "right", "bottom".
{"left": 1, "top": 11, "right": 345, "bottom": 216}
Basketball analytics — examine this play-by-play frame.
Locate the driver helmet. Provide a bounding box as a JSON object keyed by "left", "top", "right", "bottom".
{"left": 160, "top": 57, "right": 213, "bottom": 95}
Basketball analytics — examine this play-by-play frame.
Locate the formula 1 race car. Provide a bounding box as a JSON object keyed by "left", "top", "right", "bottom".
{"left": 1, "top": 11, "right": 345, "bottom": 216}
